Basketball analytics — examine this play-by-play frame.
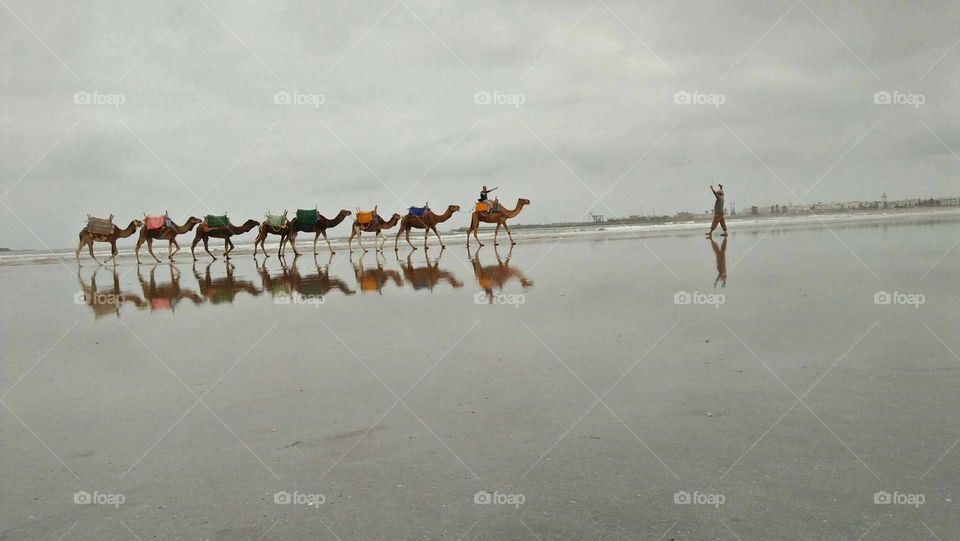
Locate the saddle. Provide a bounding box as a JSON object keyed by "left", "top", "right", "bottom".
{"left": 296, "top": 208, "right": 318, "bottom": 227}
{"left": 357, "top": 208, "right": 377, "bottom": 226}
{"left": 144, "top": 212, "right": 169, "bottom": 231}
{"left": 475, "top": 201, "right": 499, "bottom": 213}
{"left": 203, "top": 214, "right": 230, "bottom": 231}
{"left": 408, "top": 204, "right": 429, "bottom": 218}
{"left": 266, "top": 210, "right": 288, "bottom": 229}
{"left": 86, "top": 214, "right": 116, "bottom": 235}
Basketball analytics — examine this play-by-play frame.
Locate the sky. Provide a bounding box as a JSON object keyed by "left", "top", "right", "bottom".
{"left": 1, "top": 0, "right": 959, "bottom": 248}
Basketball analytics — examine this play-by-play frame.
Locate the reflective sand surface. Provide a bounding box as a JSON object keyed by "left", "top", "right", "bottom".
{"left": 2, "top": 215, "right": 959, "bottom": 539}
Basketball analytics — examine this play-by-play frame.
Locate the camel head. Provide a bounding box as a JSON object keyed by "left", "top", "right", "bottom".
{"left": 186, "top": 216, "right": 202, "bottom": 226}
{"left": 518, "top": 198, "right": 531, "bottom": 207}
{"left": 448, "top": 204, "right": 461, "bottom": 213}
{"left": 338, "top": 209, "right": 352, "bottom": 218}
{"left": 238, "top": 219, "right": 260, "bottom": 233}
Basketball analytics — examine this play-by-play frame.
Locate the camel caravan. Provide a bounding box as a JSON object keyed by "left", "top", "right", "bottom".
{"left": 76, "top": 192, "right": 530, "bottom": 264}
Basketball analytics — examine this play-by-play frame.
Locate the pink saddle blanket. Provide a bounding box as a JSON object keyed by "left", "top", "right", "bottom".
{"left": 145, "top": 216, "right": 167, "bottom": 230}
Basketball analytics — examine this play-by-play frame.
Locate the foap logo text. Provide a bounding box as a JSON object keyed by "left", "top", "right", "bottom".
{"left": 274, "top": 90, "right": 325, "bottom": 108}
{"left": 74, "top": 90, "right": 126, "bottom": 108}
{"left": 473, "top": 90, "right": 526, "bottom": 108}
{"left": 674, "top": 490, "right": 725, "bottom": 508}
{"left": 673, "top": 90, "right": 725, "bottom": 108}
{"left": 474, "top": 291, "right": 525, "bottom": 308}
{"left": 873, "top": 90, "right": 925, "bottom": 108}
{"left": 274, "top": 490, "right": 325, "bottom": 508}
{"left": 74, "top": 491, "right": 125, "bottom": 508}
{"left": 874, "top": 490, "right": 924, "bottom": 508}
{"left": 874, "top": 290, "right": 924, "bottom": 308}
{"left": 674, "top": 290, "right": 725, "bottom": 308}
{"left": 474, "top": 490, "right": 525, "bottom": 508}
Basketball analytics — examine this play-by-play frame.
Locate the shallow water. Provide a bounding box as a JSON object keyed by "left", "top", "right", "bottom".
{"left": 2, "top": 215, "right": 959, "bottom": 540}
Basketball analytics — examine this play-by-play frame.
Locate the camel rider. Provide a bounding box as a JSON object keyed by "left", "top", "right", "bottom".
{"left": 479, "top": 186, "right": 499, "bottom": 212}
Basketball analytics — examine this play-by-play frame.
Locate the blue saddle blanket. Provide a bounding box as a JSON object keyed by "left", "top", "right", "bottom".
{"left": 408, "top": 206, "right": 428, "bottom": 217}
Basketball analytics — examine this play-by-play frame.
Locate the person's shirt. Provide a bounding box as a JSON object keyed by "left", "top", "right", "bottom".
{"left": 479, "top": 190, "right": 488, "bottom": 201}
{"left": 714, "top": 192, "right": 724, "bottom": 213}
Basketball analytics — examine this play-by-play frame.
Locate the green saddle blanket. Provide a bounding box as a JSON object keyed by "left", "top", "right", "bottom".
{"left": 266, "top": 214, "right": 285, "bottom": 228}
{"left": 296, "top": 209, "right": 318, "bottom": 226}
{"left": 205, "top": 215, "right": 230, "bottom": 228}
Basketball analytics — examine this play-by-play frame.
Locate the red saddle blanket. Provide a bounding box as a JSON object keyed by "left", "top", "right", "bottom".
{"left": 145, "top": 216, "right": 166, "bottom": 230}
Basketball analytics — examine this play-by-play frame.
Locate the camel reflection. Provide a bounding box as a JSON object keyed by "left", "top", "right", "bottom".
{"left": 192, "top": 261, "right": 262, "bottom": 304}
{"left": 711, "top": 237, "right": 728, "bottom": 287}
{"left": 270, "top": 254, "right": 355, "bottom": 298}
{"left": 396, "top": 250, "right": 463, "bottom": 292}
{"left": 469, "top": 245, "right": 533, "bottom": 302}
{"left": 351, "top": 252, "right": 403, "bottom": 294}
{"left": 76, "top": 266, "right": 146, "bottom": 318}
{"left": 138, "top": 264, "right": 203, "bottom": 312}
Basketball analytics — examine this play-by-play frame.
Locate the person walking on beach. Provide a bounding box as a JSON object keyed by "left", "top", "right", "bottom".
{"left": 708, "top": 183, "right": 727, "bottom": 237}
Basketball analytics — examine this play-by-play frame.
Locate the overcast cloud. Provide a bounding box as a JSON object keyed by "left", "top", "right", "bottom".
{"left": 2, "top": 0, "right": 959, "bottom": 247}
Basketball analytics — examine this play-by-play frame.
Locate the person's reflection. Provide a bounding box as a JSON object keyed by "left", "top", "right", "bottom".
{"left": 76, "top": 265, "right": 146, "bottom": 318}
{"left": 192, "top": 261, "right": 262, "bottom": 304}
{"left": 351, "top": 252, "right": 403, "bottom": 294}
{"left": 396, "top": 250, "right": 463, "bottom": 292}
{"left": 469, "top": 245, "right": 533, "bottom": 302}
{"left": 711, "top": 237, "right": 728, "bottom": 288}
{"left": 138, "top": 263, "right": 203, "bottom": 312}
{"left": 288, "top": 253, "right": 355, "bottom": 297}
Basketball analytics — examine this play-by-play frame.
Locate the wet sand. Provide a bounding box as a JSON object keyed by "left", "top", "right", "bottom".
{"left": 2, "top": 215, "right": 959, "bottom": 540}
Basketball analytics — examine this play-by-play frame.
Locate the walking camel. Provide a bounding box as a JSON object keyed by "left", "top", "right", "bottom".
{"left": 280, "top": 209, "right": 352, "bottom": 257}
{"left": 252, "top": 211, "right": 289, "bottom": 258}
{"left": 76, "top": 218, "right": 142, "bottom": 265}
{"left": 135, "top": 216, "right": 202, "bottom": 264}
{"left": 190, "top": 219, "right": 259, "bottom": 261}
{"left": 466, "top": 198, "right": 531, "bottom": 247}
{"left": 348, "top": 209, "right": 402, "bottom": 253}
{"left": 394, "top": 204, "right": 460, "bottom": 251}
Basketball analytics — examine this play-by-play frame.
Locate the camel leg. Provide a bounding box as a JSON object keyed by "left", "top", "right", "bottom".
{"left": 376, "top": 231, "right": 384, "bottom": 252}
{"left": 348, "top": 229, "right": 355, "bottom": 252}
{"left": 135, "top": 236, "right": 144, "bottom": 264}
{"left": 76, "top": 238, "right": 85, "bottom": 264}
{"left": 107, "top": 240, "right": 119, "bottom": 265}
{"left": 493, "top": 222, "right": 501, "bottom": 246}
{"left": 86, "top": 240, "right": 101, "bottom": 265}
{"left": 394, "top": 227, "right": 402, "bottom": 251}
{"left": 357, "top": 230, "right": 368, "bottom": 253}
{"left": 224, "top": 238, "right": 232, "bottom": 259}
{"left": 253, "top": 230, "right": 261, "bottom": 257}
{"left": 405, "top": 228, "right": 417, "bottom": 251}
{"left": 146, "top": 238, "right": 161, "bottom": 263}
{"left": 202, "top": 237, "right": 216, "bottom": 261}
{"left": 169, "top": 239, "right": 180, "bottom": 261}
{"left": 291, "top": 232, "right": 300, "bottom": 257}
{"left": 432, "top": 226, "right": 445, "bottom": 249}
{"left": 191, "top": 232, "right": 202, "bottom": 261}
{"left": 423, "top": 227, "right": 430, "bottom": 250}
{"left": 471, "top": 216, "right": 484, "bottom": 247}
{"left": 313, "top": 232, "right": 319, "bottom": 255}
{"left": 322, "top": 230, "right": 334, "bottom": 254}
{"left": 503, "top": 221, "right": 516, "bottom": 245}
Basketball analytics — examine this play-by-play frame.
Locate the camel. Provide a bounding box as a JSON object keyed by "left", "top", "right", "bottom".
{"left": 348, "top": 211, "right": 402, "bottom": 253}
{"left": 75, "top": 265, "right": 146, "bottom": 318}
{"left": 394, "top": 204, "right": 460, "bottom": 251}
{"left": 396, "top": 251, "right": 463, "bottom": 292}
{"left": 280, "top": 209, "right": 352, "bottom": 257}
{"left": 351, "top": 252, "right": 403, "bottom": 294}
{"left": 466, "top": 198, "right": 531, "bottom": 247}
{"left": 470, "top": 244, "right": 533, "bottom": 302}
{"left": 135, "top": 216, "right": 202, "bottom": 264}
{"left": 137, "top": 263, "right": 203, "bottom": 310}
{"left": 286, "top": 254, "right": 356, "bottom": 298}
{"left": 190, "top": 219, "right": 259, "bottom": 261}
{"left": 192, "top": 261, "right": 263, "bottom": 303}
{"left": 76, "top": 219, "right": 142, "bottom": 265}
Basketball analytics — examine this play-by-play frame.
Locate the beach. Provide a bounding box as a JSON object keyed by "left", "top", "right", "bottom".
{"left": 2, "top": 212, "right": 959, "bottom": 540}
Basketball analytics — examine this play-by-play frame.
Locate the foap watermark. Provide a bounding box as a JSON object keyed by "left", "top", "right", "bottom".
{"left": 473, "top": 90, "right": 526, "bottom": 108}
{"left": 74, "top": 291, "right": 125, "bottom": 306}
{"left": 274, "top": 292, "right": 324, "bottom": 308}
{"left": 873, "top": 90, "right": 925, "bottom": 108}
{"left": 74, "top": 90, "right": 126, "bottom": 108}
{"left": 274, "top": 490, "right": 325, "bottom": 508}
{"left": 674, "top": 290, "right": 725, "bottom": 308}
{"left": 74, "top": 491, "right": 125, "bottom": 508}
{"left": 474, "top": 291, "right": 525, "bottom": 308}
{"left": 674, "top": 490, "right": 725, "bottom": 508}
{"left": 874, "top": 490, "right": 924, "bottom": 508}
{"left": 874, "top": 290, "right": 924, "bottom": 308}
{"left": 673, "top": 90, "right": 725, "bottom": 108}
{"left": 474, "top": 490, "right": 525, "bottom": 508}
{"left": 274, "top": 90, "right": 325, "bottom": 109}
